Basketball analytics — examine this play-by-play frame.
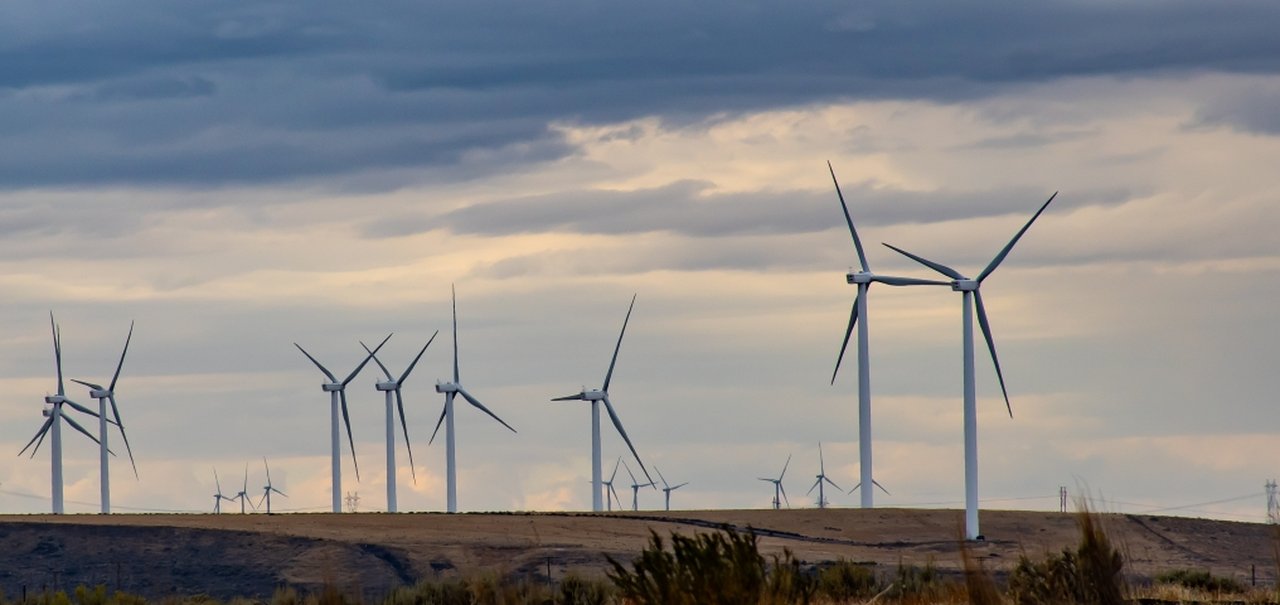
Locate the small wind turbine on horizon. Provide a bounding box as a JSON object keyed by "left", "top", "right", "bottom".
{"left": 883, "top": 191, "right": 1058, "bottom": 540}
{"left": 212, "top": 468, "right": 234, "bottom": 514}
{"left": 601, "top": 457, "right": 623, "bottom": 512}
{"left": 295, "top": 334, "right": 392, "bottom": 513}
{"left": 552, "top": 294, "right": 653, "bottom": 513}
{"left": 758, "top": 454, "right": 791, "bottom": 510}
{"left": 19, "top": 314, "right": 108, "bottom": 515}
{"left": 258, "top": 458, "right": 287, "bottom": 514}
{"left": 364, "top": 331, "right": 438, "bottom": 513}
{"left": 71, "top": 320, "right": 138, "bottom": 515}
{"left": 230, "top": 464, "right": 253, "bottom": 514}
{"left": 807, "top": 443, "right": 841, "bottom": 509}
{"left": 430, "top": 286, "right": 517, "bottom": 514}
{"left": 655, "top": 466, "right": 687, "bottom": 512}
{"left": 621, "top": 460, "right": 653, "bottom": 511}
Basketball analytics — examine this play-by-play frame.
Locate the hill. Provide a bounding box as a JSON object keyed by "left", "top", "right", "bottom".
{"left": 0, "top": 509, "right": 1274, "bottom": 599}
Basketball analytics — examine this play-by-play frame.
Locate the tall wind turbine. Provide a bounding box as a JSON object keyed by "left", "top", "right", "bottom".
{"left": 807, "top": 443, "right": 842, "bottom": 509}
{"left": 364, "top": 331, "right": 437, "bottom": 513}
{"left": 552, "top": 294, "right": 652, "bottom": 512}
{"left": 19, "top": 314, "right": 106, "bottom": 515}
{"left": 258, "top": 458, "right": 287, "bottom": 514}
{"left": 758, "top": 454, "right": 791, "bottom": 510}
{"left": 230, "top": 464, "right": 253, "bottom": 514}
{"left": 884, "top": 191, "right": 1058, "bottom": 540}
{"left": 430, "top": 287, "right": 517, "bottom": 513}
{"left": 621, "top": 460, "right": 653, "bottom": 511}
{"left": 601, "top": 457, "right": 623, "bottom": 512}
{"left": 828, "top": 163, "right": 947, "bottom": 509}
{"left": 655, "top": 467, "right": 687, "bottom": 512}
{"left": 212, "top": 469, "right": 234, "bottom": 513}
{"left": 71, "top": 321, "right": 138, "bottom": 514}
{"left": 295, "top": 334, "right": 391, "bottom": 513}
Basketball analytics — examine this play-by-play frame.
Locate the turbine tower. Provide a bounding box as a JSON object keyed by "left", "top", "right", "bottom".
{"left": 828, "top": 162, "right": 946, "bottom": 509}
{"left": 807, "top": 443, "right": 842, "bottom": 509}
{"left": 19, "top": 314, "right": 107, "bottom": 515}
{"left": 364, "top": 331, "right": 438, "bottom": 513}
{"left": 655, "top": 466, "right": 688, "bottom": 512}
{"left": 884, "top": 191, "right": 1057, "bottom": 540}
{"left": 212, "top": 469, "right": 233, "bottom": 513}
{"left": 622, "top": 460, "right": 653, "bottom": 511}
{"left": 601, "top": 457, "right": 623, "bottom": 512}
{"left": 295, "top": 334, "right": 391, "bottom": 513}
{"left": 430, "top": 287, "right": 517, "bottom": 513}
{"left": 258, "top": 458, "right": 287, "bottom": 514}
{"left": 552, "top": 294, "right": 652, "bottom": 512}
{"left": 758, "top": 455, "right": 791, "bottom": 510}
{"left": 71, "top": 321, "right": 138, "bottom": 514}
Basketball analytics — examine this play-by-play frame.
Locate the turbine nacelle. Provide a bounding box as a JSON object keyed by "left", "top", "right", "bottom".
{"left": 952, "top": 279, "right": 979, "bottom": 292}
{"left": 321, "top": 382, "right": 344, "bottom": 392}
{"left": 846, "top": 271, "right": 873, "bottom": 285}
{"left": 375, "top": 380, "right": 397, "bottom": 392}
{"left": 582, "top": 389, "right": 606, "bottom": 401}
{"left": 44, "top": 395, "right": 65, "bottom": 405}
{"left": 87, "top": 388, "right": 111, "bottom": 399}
{"left": 435, "top": 381, "right": 460, "bottom": 394}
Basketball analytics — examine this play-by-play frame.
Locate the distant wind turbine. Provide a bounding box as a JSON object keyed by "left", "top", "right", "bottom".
{"left": 430, "top": 287, "right": 517, "bottom": 513}
{"left": 807, "top": 443, "right": 842, "bottom": 509}
{"left": 71, "top": 320, "right": 138, "bottom": 515}
{"left": 655, "top": 466, "right": 688, "bottom": 512}
{"left": 19, "top": 314, "right": 107, "bottom": 515}
{"left": 258, "top": 458, "right": 287, "bottom": 514}
{"left": 552, "top": 295, "right": 652, "bottom": 512}
{"left": 295, "top": 334, "right": 392, "bottom": 513}
{"left": 601, "top": 457, "right": 623, "bottom": 512}
{"left": 758, "top": 454, "right": 791, "bottom": 510}
{"left": 622, "top": 460, "right": 653, "bottom": 511}
{"left": 883, "top": 191, "right": 1058, "bottom": 540}
{"left": 230, "top": 464, "right": 253, "bottom": 514}
{"left": 212, "top": 468, "right": 234, "bottom": 514}
{"left": 364, "top": 331, "right": 437, "bottom": 513}
{"left": 828, "top": 163, "right": 947, "bottom": 509}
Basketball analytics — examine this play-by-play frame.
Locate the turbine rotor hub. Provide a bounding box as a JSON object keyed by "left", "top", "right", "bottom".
{"left": 952, "top": 279, "right": 979, "bottom": 292}
{"left": 847, "top": 272, "right": 873, "bottom": 284}
{"left": 435, "top": 382, "right": 459, "bottom": 394}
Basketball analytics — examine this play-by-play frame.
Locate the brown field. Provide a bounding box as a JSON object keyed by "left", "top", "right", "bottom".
{"left": 0, "top": 508, "right": 1275, "bottom": 599}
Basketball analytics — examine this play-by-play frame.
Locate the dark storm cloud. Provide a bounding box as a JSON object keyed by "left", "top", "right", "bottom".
{"left": 3, "top": 0, "right": 1279, "bottom": 188}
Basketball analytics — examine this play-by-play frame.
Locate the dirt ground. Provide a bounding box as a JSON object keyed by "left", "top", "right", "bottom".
{"left": 0, "top": 508, "right": 1275, "bottom": 599}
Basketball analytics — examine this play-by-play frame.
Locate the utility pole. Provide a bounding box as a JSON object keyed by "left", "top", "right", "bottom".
{"left": 1266, "top": 480, "right": 1277, "bottom": 524}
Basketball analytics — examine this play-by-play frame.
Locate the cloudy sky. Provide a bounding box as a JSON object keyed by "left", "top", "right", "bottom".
{"left": 1, "top": 0, "right": 1278, "bottom": 522}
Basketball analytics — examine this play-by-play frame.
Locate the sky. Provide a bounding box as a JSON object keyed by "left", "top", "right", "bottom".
{"left": 1, "top": 0, "right": 1279, "bottom": 522}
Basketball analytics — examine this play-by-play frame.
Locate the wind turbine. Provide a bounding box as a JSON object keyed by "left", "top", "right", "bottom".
{"left": 295, "top": 333, "right": 391, "bottom": 513}
{"left": 552, "top": 294, "right": 652, "bottom": 512}
{"left": 364, "top": 331, "right": 438, "bottom": 513}
{"left": 258, "top": 458, "right": 287, "bottom": 514}
{"left": 230, "top": 464, "right": 253, "bottom": 514}
{"left": 883, "top": 191, "right": 1058, "bottom": 540}
{"left": 807, "top": 443, "right": 842, "bottom": 509}
{"left": 71, "top": 320, "right": 138, "bottom": 515}
{"left": 828, "top": 163, "right": 947, "bottom": 509}
{"left": 212, "top": 469, "right": 234, "bottom": 513}
{"left": 601, "top": 457, "right": 623, "bottom": 512}
{"left": 429, "top": 287, "right": 517, "bottom": 513}
{"left": 18, "top": 314, "right": 107, "bottom": 515}
{"left": 758, "top": 454, "right": 791, "bottom": 510}
{"left": 621, "top": 460, "right": 653, "bottom": 512}
{"left": 655, "top": 466, "right": 687, "bottom": 512}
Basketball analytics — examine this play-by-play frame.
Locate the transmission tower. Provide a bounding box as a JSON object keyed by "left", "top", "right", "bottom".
{"left": 1266, "top": 480, "right": 1278, "bottom": 524}
{"left": 344, "top": 491, "right": 360, "bottom": 513}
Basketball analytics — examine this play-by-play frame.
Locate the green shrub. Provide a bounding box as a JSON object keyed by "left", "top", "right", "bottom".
{"left": 1008, "top": 506, "right": 1125, "bottom": 605}
{"left": 815, "top": 561, "right": 879, "bottom": 602}
{"left": 1154, "top": 569, "right": 1244, "bottom": 594}
{"left": 557, "top": 575, "right": 610, "bottom": 605}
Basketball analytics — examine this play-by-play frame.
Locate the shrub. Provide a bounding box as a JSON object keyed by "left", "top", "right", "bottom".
{"left": 815, "top": 561, "right": 879, "bottom": 602}
{"left": 557, "top": 574, "right": 611, "bottom": 605}
{"left": 1007, "top": 505, "right": 1125, "bottom": 605}
{"left": 1154, "top": 569, "right": 1244, "bottom": 594}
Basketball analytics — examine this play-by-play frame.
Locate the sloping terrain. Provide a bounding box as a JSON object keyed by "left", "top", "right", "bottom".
{"left": 0, "top": 509, "right": 1274, "bottom": 599}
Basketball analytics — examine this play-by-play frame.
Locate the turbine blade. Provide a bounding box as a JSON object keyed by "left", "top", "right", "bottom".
{"left": 828, "top": 161, "right": 870, "bottom": 273}
{"left": 758, "top": 477, "right": 774, "bottom": 482}
{"left": 257, "top": 493, "right": 267, "bottom": 509}
{"left": 50, "top": 313, "right": 66, "bottom": 397}
{"left": 807, "top": 478, "right": 821, "bottom": 496}
{"left": 872, "top": 479, "right": 891, "bottom": 496}
{"left": 825, "top": 476, "right": 843, "bottom": 492}
{"left": 458, "top": 387, "right": 516, "bottom": 434}
{"left": 872, "top": 275, "right": 951, "bottom": 287}
{"left": 655, "top": 466, "right": 669, "bottom": 490}
{"left": 264, "top": 457, "right": 272, "bottom": 484}
{"left": 360, "top": 341, "right": 394, "bottom": 380}
{"left": 831, "top": 296, "right": 858, "bottom": 385}
{"left": 108, "top": 395, "right": 138, "bottom": 478}
{"left": 977, "top": 191, "right": 1058, "bottom": 283}
{"left": 551, "top": 393, "right": 585, "bottom": 401}
{"left": 274, "top": 487, "right": 288, "bottom": 497}
{"left": 609, "top": 457, "right": 622, "bottom": 482}
{"left": 19, "top": 417, "right": 55, "bottom": 457}
{"left": 64, "top": 414, "right": 103, "bottom": 446}
{"left": 339, "top": 391, "right": 360, "bottom": 480}
{"left": 779, "top": 454, "right": 791, "bottom": 481}
{"left": 973, "top": 290, "right": 1013, "bottom": 418}
{"left": 881, "top": 243, "right": 963, "bottom": 280}
{"left": 70, "top": 378, "right": 104, "bottom": 391}
{"left": 602, "top": 395, "right": 651, "bottom": 485}
{"left": 672, "top": 482, "right": 688, "bottom": 490}
{"left": 608, "top": 484, "right": 621, "bottom": 506}
{"left": 344, "top": 333, "right": 392, "bottom": 385}
{"left": 396, "top": 389, "right": 417, "bottom": 483}
{"left": 63, "top": 399, "right": 99, "bottom": 417}
{"left": 399, "top": 331, "right": 439, "bottom": 385}
{"left": 848, "top": 481, "right": 861, "bottom": 495}
{"left": 109, "top": 321, "right": 134, "bottom": 392}
{"left": 779, "top": 485, "right": 790, "bottom": 507}
{"left": 214, "top": 468, "right": 223, "bottom": 494}
{"left": 602, "top": 294, "right": 636, "bottom": 392}
{"left": 819, "top": 442, "right": 825, "bottom": 474}
{"left": 428, "top": 403, "right": 447, "bottom": 445}
{"left": 621, "top": 459, "right": 637, "bottom": 485}
{"left": 294, "top": 344, "right": 338, "bottom": 382}
{"left": 452, "top": 284, "right": 460, "bottom": 384}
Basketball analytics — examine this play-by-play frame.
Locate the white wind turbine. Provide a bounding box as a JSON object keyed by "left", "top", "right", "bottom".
{"left": 295, "top": 334, "right": 392, "bottom": 513}
{"left": 601, "top": 457, "right": 623, "bottom": 512}
{"left": 552, "top": 294, "right": 652, "bottom": 512}
{"left": 884, "top": 191, "right": 1058, "bottom": 540}
{"left": 364, "top": 331, "right": 438, "bottom": 513}
{"left": 622, "top": 460, "right": 653, "bottom": 511}
{"left": 757, "top": 454, "right": 791, "bottom": 510}
{"left": 807, "top": 443, "right": 842, "bottom": 509}
{"left": 258, "top": 458, "right": 287, "bottom": 514}
{"left": 212, "top": 468, "right": 234, "bottom": 513}
{"left": 230, "top": 464, "right": 253, "bottom": 514}
{"left": 19, "top": 314, "right": 108, "bottom": 515}
{"left": 654, "top": 466, "right": 687, "bottom": 512}
{"left": 429, "top": 287, "right": 516, "bottom": 513}
{"left": 828, "top": 163, "right": 948, "bottom": 509}
{"left": 71, "top": 321, "right": 138, "bottom": 515}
